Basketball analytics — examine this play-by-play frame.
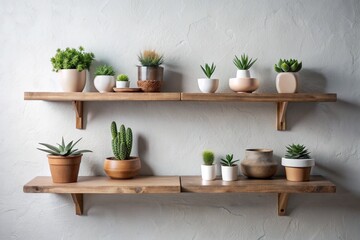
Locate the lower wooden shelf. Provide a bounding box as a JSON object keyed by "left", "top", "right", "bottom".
{"left": 23, "top": 175, "right": 336, "bottom": 216}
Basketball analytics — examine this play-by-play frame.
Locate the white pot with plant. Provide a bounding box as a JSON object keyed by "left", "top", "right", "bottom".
{"left": 51, "top": 46, "right": 95, "bottom": 92}
{"left": 274, "top": 59, "right": 302, "bottom": 93}
{"left": 201, "top": 150, "right": 216, "bottom": 181}
{"left": 221, "top": 154, "right": 239, "bottom": 181}
{"left": 116, "top": 74, "right": 130, "bottom": 88}
{"left": 94, "top": 65, "right": 116, "bottom": 93}
{"left": 281, "top": 144, "right": 315, "bottom": 182}
{"left": 230, "top": 54, "right": 259, "bottom": 93}
{"left": 198, "top": 63, "right": 219, "bottom": 93}
{"left": 137, "top": 50, "right": 164, "bottom": 92}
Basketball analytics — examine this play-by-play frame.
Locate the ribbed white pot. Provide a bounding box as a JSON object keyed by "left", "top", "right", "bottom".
{"left": 58, "top": 69, "right": 86, "bottom": 92}
{"left": 201, "top": 164, "right": 216, "bottom": 181}
{"left": 198, "top": 78, "right": 219, "bottom": 93}
{"left": 221, "top": 165, "right": 238, "bottom": 181}
{"left": 94, "top": 75, "right": 115, "bottom": 93}
{"left": 281, "top": 158, "right": 315, "bottom": 167}
{"left": 116, "top": 81, "right": 130, "bottom": 88}
{"left": 236, "top": 70, "right": 250, "bottom": 78}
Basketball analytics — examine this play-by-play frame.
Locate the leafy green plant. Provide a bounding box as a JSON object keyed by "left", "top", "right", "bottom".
{"left": 37, "top": 137, "right": 92, "bottom": 156}
{"left": 51, "top": 46, "right": 95, "bottom": 72}
{"left": 202, "top": 150, "right": 214, "bottom": 165}
{"left": 233, "top": 54, "right": 257, "bottom": 70}
{"left": 200, "top": 63, "right": 216, "bottom": 79}
{"left": 285, "top": 144, "right": 311, "bottom": 159}
{"left": 274, "top": 59, "right": 302, "bottom": 73}
{"left": 220, "top": 154, "right": 239, "bottom": 166}
{"left": 138, "top": 50, "right": 164, "bottom": 67}
{"left": 95, "top": 65, "right": 115, "bottom": 76}
{"left": 116, "top": 74, "right": 129, "bottom": 81}
{"left": 111, "top": 121, "right": 133, "bottom": 160}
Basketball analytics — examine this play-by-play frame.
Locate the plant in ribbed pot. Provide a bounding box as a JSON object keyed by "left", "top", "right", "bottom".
{"left": 104, "top": 121, "right": 141, "bottom": 179}
{"left": 229, "top": 54, "right": 259, "bottom": 93}
{"left": 37, "top": 137, "right": 92, "bottom": 183}
{"left": 94, "top": 65, "right": 116, "bottom": 93}
{"left": 198, "top": 63, "right": 219, "bottom": 93}
{"left": 137, "top": 50, "right": 164, "bottom": 92}
{"left": 274, "top": 59, "right": 302, "bottom": 93}
{"left": 220, "top": 154, "right": 239, "bottom": 181}
{"left": 201, "top": 150, "right": 216, "bottom": 181}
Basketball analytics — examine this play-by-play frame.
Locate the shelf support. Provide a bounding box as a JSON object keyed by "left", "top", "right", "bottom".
{"left": 72, "top": 101, "right": 83, "bottom": 129}
{"left": 276, "top": 102, "right": 288, "bottom": 131}
{"left": 71, "top": 193, "right": 83, "bottom": 216}
{"left": 278, "top": 193, "right": 289, "bottom": 216}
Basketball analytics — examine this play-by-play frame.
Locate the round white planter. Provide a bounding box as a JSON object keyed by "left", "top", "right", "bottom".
{"left": 236, "top": 70, "right": 250, "bottom": 78}
{"left": 94, "top": 75, "right": 115, "bottom": 93}
{"left": 198, "top": 78, "right": 219, "bottom": 93}
{"left": 58, "top": 69, "right": 86, "bottom": 92}
{"left": 281, "top": 158, "right": 315, "bottom": 167}
{"left": 229, "top": 77, "right": 259, "bottom": 93}
{"left": 201, "top": 164, "right": 216, "bottom": 181}
{"left": 276, "top": 73, "right": 299, "bottom": 93}
{"left": 116, "top": 81, "right": 130, "bottom": 88}
{"left": 221, "top": 165, "right": 238, "bottom": 181}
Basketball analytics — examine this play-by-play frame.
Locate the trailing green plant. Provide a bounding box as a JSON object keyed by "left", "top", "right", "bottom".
{"left": 220, "top": 154, "right": 239, "bottom": 166}
{"left": 138, "top": 50, "right": 164, "bottom": 67}
{"left": 285, "top": 144, "right": 311, "bottom": 159}
{"left": 200, "top": 63, "right": 216, "bottom": 79}
{"left": 111, "top": 121, "right": 133, "bottom": 160}
{"left": 116, "top": 74, "right": 129, "bottom": 81}
{"left": 233, "top": 54, "right": 257, "bottom": 70}
{"left": 274, "top": 59, "right": 302, "bottom": 73}
{"left": 51, "top": 46, "right": 95, "bottom": 72}
{"left": 95, "top": 65, "right": 115, "bottom": 76}
{"left": 37, "top": 137, "right": 92, "bottom": 156}
{"left": 202, "top": 150, "right": 214, "bottom": 165}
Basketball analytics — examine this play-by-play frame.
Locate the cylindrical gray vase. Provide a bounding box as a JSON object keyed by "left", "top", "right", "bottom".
{"left": 241, "top": 149, "right": 278, "bottom": 179}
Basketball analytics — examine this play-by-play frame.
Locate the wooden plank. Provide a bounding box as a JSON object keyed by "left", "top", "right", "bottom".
{"left": 23, "top": 176, "right": 181, "bottom": 194}
{"left": 180, "top": 176, "right": 336, "bottom": 193}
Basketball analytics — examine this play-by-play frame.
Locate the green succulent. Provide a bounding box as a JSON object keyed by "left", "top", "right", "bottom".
{"left": 138, "top": 50, "right": 164, "bottom": 67}
{"left": 285, "top": 144, "right": 311, "bottom": 159}
{"left": 220, "top": 154, "right": 239, "bottom": 166}
{"left": 202, "top": 150, "right": 214, "bottom": 165}
{"left": 200, "top": 63, "right": 216, "bottom": 79}
{"left": 116, "top": 74, "right": 129, "bottom": 81}
{"left": 51, "top": 46, "right": 95, "bottom": 72}
{"left": 274, "top": 59, "right": 302, "bottom": 73}
{"left": 37, "top": 137, "right": 92, "bottom": 156}
{"left": 111, "top": 121, "right": 133, "bottom": 160}
{"left": 95, "top": 65, "right": 115, "bottom": 76}
{"left": 233, "top": 54, "right": 257, "bottom": 70}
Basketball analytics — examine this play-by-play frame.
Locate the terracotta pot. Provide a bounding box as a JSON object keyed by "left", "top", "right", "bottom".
{"left": 276, "top": 72, "right": 299, "bottom": 93}
{"left": 137, "top": 66, "right": 163, "bottom": 92}
{"left": 137, "top": 80, "right": 162, "bottom": 92}
{"left": 229, "top": 77, "right": 259, "bottom": 93}
{"left": 58, "top": 69, "right": 86, "bottom": 92}
{"left": 221, "top": 165, "right": 238, "bottom": 181}
{"left": 201, "top": 164, "right": 216, "bottom": 181}
{"left": 198, "top": 78, "right": 219, "bottom": 93}
{"left": 282, "top": 158, "right": 315, "bottom": 182}
{"left": 48, "top": 154, "right": 82, "bottom": 183}
{"left": 94, "top": 75, "right": 115, "bottom": 92}
{"left": 241, "top": 149, "right": 278, "bottom": 179}
{"left": 104, "top": 157, "right": 141, "bottom": 179}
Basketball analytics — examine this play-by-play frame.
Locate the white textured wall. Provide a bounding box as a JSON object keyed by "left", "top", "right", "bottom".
{"left": 1, "top": 0, "right": 360, "bottom": 239}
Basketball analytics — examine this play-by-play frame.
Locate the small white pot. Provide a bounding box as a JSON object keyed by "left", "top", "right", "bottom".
{"left": 236, "top": 70, "right": 250, "bottom": 78}
{"left": 94, "top": 75, "right": 115, "bottom": 93}
{"left": 58, "top": 69, "right": 86, "bottom": 92}
{"left": 221, "top": 165, "right": 238, "bottom": 181}
{"left": 276, "top": 73, "right": 299, "bottom": 93}
{"left": 116, "top": 81, "right": 130, "bottom": 88}
{"left": 201, "top": 164, "right": 216, "bottom": 181}
{"left": 281, "top": 158, "right": 315, "bottom": 167}
{"left": 198, "top": 78, "right": 219, "bottom": 93}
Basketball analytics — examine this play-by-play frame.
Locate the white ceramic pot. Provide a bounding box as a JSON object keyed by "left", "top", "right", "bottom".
{"left": 58, "top": 69, "right": 86, "bottom": 92}
{"left": 221, "top": 165, "right": 238, "bottom": 181}
{"left": 236, "top": 70, "right": 250, "bottom": 78}
{"left": 201, "top": 164, "right": 216, "bottom": 181}
{"left": 276, "top": 73, "right": 299, "bottom": 93}
{"left": 281, "top": 158, "right": 315, "bottom": 168}
{"left": 94, "top": 75, "right": 115, "bottom": 93}
{"left": 198, "top": 78, "right": 219, "bottom": 93}
{"left": 116, "top": 81, "right": 130, "bottom": 88}
{"left": 229, "top": 77, "right": 259, "bottom": 93}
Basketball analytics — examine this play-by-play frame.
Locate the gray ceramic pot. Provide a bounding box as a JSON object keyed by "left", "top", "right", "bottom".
{"left": 241, "top": 149, "right": 278, "bottom": 179}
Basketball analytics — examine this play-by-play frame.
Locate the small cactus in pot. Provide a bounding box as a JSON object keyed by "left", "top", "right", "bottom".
{"left": 201, "top": 150, "right": 216, "bottom": 181}
{"left": 274, "top": 58, "right": 302, "bottom": 93}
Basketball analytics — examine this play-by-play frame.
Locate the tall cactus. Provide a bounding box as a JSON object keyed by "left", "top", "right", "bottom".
{"left": 111, "top": 121, "right": 133, "bottom": 160}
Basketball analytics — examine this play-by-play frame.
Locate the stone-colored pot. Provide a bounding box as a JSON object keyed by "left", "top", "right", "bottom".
{"left": 48, "top": 154, "right": 82, "bottom": 183}
{"left": 94, "top": 75, "right": 115, "bottom": 93}
{"left": 137, "top": 66, "right": 163, "bottom": 92}
{"left": 276, "top": 72, "right": 299, "bottom": 93}
{"left": 104, "top": 157, "right": 141, "bottom": 179}
{"left": 201, "top": 164, "right": 216, "bottom": 181}
{"left": 282, "top": 158, "right": 315, "bottom": 182}
{"left": 58, "top": 69, "right": 86, "bottom": 92}
{"left": 229, "top": 77, "right": 259, "bottom": 93}
{"left": 221, "top": 165, "right": 238, "bottom": 181}
{"left": 198, "top": 78, "right": 219, "bottom": 93}
{"left": 116, "top": 81, "right": 130, "bottom": 88}
{"left": 236, "top": 69, "right": 250, "bottom": 78}
{"left": 241, "top": 149, "right": 278, "bottom": 179}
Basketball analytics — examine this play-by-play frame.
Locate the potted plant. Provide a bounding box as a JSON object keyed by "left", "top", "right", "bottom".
{"left": 198, "top": 63, "right": 219, "bottom": 93}
{"left": 116, "top": 74, "right": 130, "bottom": 88}
{"left": 220, "top": 154, "right": 239, "bottom": 181}
{"left": 51, "top": 46, "right": 95, "bottom": 92}
{"left": 94, "top": 65, "right": 116, "bottom": 93}
{"left": 137, "top": 50, "right": 164, "bottom": 92}
{"left": 37, "top": 137, "right": 92, "bottom": 183}
{"left": 229, "top": 54, "right": 259, "bottom": 93}
{"left": 104, "top": 121, "right": 141, "bottom": 179}
{"left": 281, "top": 144, "right": 315, "bottom": 182}
{"left": 274, "top": 59, "right": 302, "bottom": 93}
{"left": 201, "top": 150, "right": 216, "bottom": 181}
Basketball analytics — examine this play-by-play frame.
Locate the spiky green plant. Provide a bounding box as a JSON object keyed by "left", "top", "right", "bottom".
{"left": 200, "top": 63, "right": 216, "bottom": 79}
{"left": 138, "top": 50, "right": 164, "bottom": 67}
{"left": 116, "top": 74, "right": 129, "bottom": 81}
{"left": 285, "top": 144, "right": 311, "bottom": 159}
{"left": 233, "top": 54, "right": 257, "bottom": 70}
{"left": 274, "top": 59, "right": 302, "bottom": 73}
{"left": 50, "top": 46, "right": 95, "bottom": 72}
{"left": 202, "top": 150, "right": 214, "bottom": 165}
{"left": 95, "top": 65, "right": 115, "bottom": 76}
{"left": 111, "top": 121, "right": 133, "bottom": 160}
{"left": 220, "top": 154, "right": 239, "bottom": 166}
{"left": 37, "top": 137, "right": 92, "bottom": 156}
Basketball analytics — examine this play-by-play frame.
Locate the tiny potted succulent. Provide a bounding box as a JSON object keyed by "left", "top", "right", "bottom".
{"left": 281, "top": 144, "right": 314, "bottom": 182}
{"left": 229, "top": 54, "right": 259, "bottom": 93}
{"left": 220, "top": 154, "right": 239, "bottom": 181}
{"left": 201, "top": 150, "right": 216, "bottom": 181}
{"left": 274, "top": 59, "right": 302, "bottom": 93}
{"left": 37, "top": 137, "right": 92, "bottom": 183}
{"left": 51, "top": 46, "right": 95, "bottom": 92}
{"left": 116, "top": 74, "right": 130, "bottom": 88}
{"left": 103, "top": 121, "right": 141, "bottom": 179}
{"left": 137, "top": 50, "right": 164, "bottom": 92}
{"left": 198, "top": 63, "right": 219, "bottom": 93}
{"left": 94, "top": 65, "right": 116, "bottom": 93}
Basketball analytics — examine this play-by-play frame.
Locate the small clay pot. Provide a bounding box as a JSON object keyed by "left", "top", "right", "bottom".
{"left": 48, "top": 154, "right": 82, "bottom": 183}
{"left": 281, "top": 158, "right": 315, "bottom": 182}
{"left": 229, "top": 77, "right": 259, "bottom": 93}
{"left": 276, "top": 72, "right": 299, "bottom": 93}
{"left": 241, "top": 149, "right": 278, "bottom": 179}
{"left": 104, "top": 157, "right": 141, "bottom": 179}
